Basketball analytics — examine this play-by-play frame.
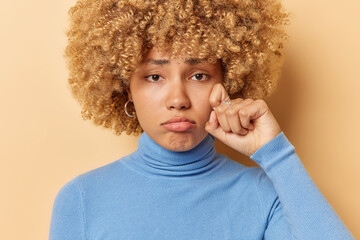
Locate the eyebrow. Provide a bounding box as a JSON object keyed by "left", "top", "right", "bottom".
{"left": 143, "top": 58, "right": 205, "bottom": 65}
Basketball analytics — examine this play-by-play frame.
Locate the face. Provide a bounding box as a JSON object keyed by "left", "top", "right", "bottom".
{"left": 127, "top": 47, "right": 223, "bottom": 151}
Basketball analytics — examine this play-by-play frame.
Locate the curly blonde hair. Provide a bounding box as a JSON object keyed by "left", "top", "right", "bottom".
{"left": 64, "top": 0, "right": 289, "bottom": 136}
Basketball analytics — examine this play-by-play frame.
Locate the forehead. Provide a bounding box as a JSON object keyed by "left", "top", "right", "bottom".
{"left": 141, "top": 47, "right": 218, "bottom": 66}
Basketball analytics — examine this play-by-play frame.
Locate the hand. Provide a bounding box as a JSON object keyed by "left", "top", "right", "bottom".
{"left": 205, "top": 83, "right": 282, "bottom": 156}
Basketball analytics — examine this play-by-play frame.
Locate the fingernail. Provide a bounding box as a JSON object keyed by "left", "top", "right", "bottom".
{"left": 240, "top": 129, "right": 248, "bottom": 135}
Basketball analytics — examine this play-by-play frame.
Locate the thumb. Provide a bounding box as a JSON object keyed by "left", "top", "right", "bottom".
{"left": 205, "top": 111, "right": 222, "bottom": 137}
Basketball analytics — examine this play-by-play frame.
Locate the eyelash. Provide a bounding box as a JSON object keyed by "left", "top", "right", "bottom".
{"left": 144, "top": 73, "right": 210, "bottom": 82}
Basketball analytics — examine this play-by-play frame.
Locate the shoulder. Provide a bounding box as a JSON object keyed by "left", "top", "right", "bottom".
{"left": 214, "top": 153, "right": 273, "bottom": 188}
{"left": 214, "top": 155, "right": 279, "bottom": 213}
{"left": 54, "top": 155, "right": 131, "bottom": 199}
{"left": 53, "top": 176, "right": 82, "bottom": 207}
{"left": 217, "top": 154, "right": 278, "bottom": 199}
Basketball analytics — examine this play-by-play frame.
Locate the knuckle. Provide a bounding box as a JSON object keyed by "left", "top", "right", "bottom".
{"left": 239, "top": 110, "right": 249, "bottom": 117}
{"left": 217, "top": 104, "right": 227, "bottom": 112}
{"left": 226, "top": 108, "right": 236, "bottom": 116}
{"left": 255, "top": 99, "right": 267, "bottom": 108}
{"left": 209, "top": 97, "right": 218, "bottom": 107}
{"left": 215, "top": 82, "right": 223, "bottom": 89}
{"left": 214, "top": 83, "right": 223, "bottom": 93}
{"left": 244, "top": 98, "right": 254, "bottom": 104}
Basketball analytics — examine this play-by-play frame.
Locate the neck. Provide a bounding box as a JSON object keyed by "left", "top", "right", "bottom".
{"left": 128, "top": 131, "right": 218, "bottom": 178}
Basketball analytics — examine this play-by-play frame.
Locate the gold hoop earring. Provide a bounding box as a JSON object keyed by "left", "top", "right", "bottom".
{"left": 124, "top": 99, "right": 136, "bottom": 118}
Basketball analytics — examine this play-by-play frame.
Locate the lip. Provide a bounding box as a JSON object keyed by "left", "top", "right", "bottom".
{"left": 161, "top": 117, "right": 196, "bottom": 125}
{"left": 161, "top": 117, "right": 196, "bottom": 132}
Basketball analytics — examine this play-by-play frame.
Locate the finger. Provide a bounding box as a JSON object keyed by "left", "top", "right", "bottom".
{"left": 205, "top": 110, "right": 227, "bottom": 142}
{"left": 238, "top": 99, "right": 268, "bottom": 126}
{"left": 215, "top": 97, "right": 251, "bottom": 134}
{"left": 209, "top": 83, "right": 229, "bottom": 110}
{"left": 235, "top": 99, "right": 256, "bottom": 130}
{"left": 225, "top": 106, "right": 248, "bottom": 135}
{"left": 214, "top": 103, "right": 231, "bottom": 132}
{"left": 205, "top": 110, "right": 220, "bottom": 132}
{"left": 226, "top": 99, "right": 254, "bottom": 134}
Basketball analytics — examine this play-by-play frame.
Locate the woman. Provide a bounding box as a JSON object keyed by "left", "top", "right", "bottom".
{"left": 50, "top": 0, "right": 354, "bottom": 239}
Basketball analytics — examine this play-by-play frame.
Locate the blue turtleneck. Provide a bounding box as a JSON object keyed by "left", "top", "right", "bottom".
{"left": 49, "top": 132, "right": 354, "bottom": 239}
{"left": 124, "top": 132, "right": 219, "bottom": 178}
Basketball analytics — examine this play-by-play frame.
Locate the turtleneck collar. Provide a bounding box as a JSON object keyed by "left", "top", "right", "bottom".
{"left": 125, "top": 131, "right": 220, "bottom": 179}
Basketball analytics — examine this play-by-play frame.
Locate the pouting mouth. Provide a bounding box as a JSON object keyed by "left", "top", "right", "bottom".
{"left": 162, "top": 117, "right": 196, "bottom": 125}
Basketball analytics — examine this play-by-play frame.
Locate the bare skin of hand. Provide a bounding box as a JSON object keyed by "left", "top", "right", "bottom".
{"left": 205, "top": 83, "right": 282, "bottom": 156}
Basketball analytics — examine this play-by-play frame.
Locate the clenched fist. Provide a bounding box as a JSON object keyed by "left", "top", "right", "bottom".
{"left": 205, "top": 83, "right": 282, "bottom": 156}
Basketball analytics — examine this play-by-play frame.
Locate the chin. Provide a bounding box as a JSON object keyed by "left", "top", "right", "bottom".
{"left": 168, "top": 144, "right": 194, "bottom": 152}
{"left": 164, "top": 131, "right": 204, "bottom": 152}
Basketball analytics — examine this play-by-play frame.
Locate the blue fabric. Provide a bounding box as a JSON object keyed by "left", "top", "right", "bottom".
{"left": 49, "top": 131, "right": 354, "bottom": 239}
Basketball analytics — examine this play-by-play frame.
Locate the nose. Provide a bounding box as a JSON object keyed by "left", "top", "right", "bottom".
{"left": 165, "top": 80, "right": 191, "bottom": 110}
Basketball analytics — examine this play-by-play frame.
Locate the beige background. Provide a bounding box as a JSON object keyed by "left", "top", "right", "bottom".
{"left": 0, "top": 0, "right": 359, "bottom": 239}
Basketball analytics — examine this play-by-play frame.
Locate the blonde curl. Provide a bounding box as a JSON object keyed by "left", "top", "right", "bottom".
{"left": 64, "top": 0, "right": 289, "bottom": 136}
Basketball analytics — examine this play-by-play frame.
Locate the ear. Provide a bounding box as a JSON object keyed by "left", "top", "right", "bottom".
{"left": 126, "top": 87, "right": 132, "bottom": 101}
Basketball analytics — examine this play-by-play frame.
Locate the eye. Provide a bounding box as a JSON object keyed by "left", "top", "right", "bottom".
{"left": 191, "top": 73, "right": 209, "bottom": 81}
{"left": 145, "top": 74, "right": 163, "bottom": 82}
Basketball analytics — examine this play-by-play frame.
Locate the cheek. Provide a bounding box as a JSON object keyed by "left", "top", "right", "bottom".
{"left": 190, "top": 90, "right": 213, "bottom": 117}
{"left": 132, "top": 88, "right": 163, "bottom": 116}
{"left": 193, "top": 84, "right": 213, "bottom": 105}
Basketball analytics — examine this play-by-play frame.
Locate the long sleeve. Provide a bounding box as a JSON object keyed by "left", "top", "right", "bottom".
{"left": 250, "top": 132, "right": 354, "bottom": 240}
{"left": 49, "top": 177, "right": 86, "bottom": 240}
